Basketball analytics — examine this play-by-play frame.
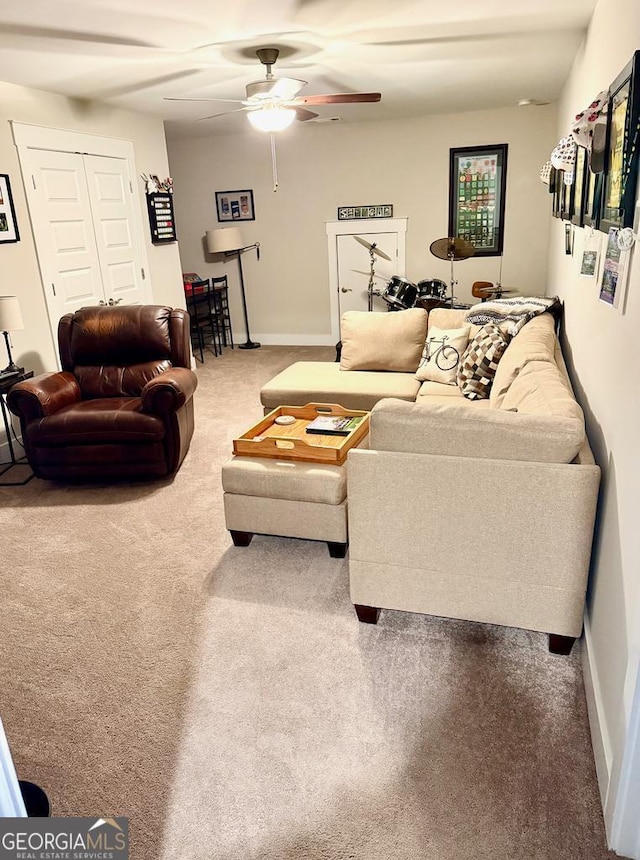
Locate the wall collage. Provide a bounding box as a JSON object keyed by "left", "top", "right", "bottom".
{"left": 540, "top": 50, "right": 639, "bottom": 312}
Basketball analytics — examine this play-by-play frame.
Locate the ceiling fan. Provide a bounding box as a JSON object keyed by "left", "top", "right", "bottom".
{"left": 165, "top": 47, "right": 381, "bottom": 131}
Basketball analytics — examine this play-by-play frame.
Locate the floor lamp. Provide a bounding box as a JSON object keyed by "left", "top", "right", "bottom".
{"left": 207, "top": 227, "right": 261, "bottom": 350}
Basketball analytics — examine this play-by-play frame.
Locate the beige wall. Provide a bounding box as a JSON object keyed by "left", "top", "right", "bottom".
{"left": 0, "top": 81, "right": 184, "bottom": 375}
{"left": 167, "top": 104, "right": 557, "bottom": 344}
{"left": 548, "top": 0, "right": 640, "bottom": 844}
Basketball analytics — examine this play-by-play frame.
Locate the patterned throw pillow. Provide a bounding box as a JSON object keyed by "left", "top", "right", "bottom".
{"left": 415, "top": 325, "right": 470, "bottom": 385}
{"left": 457, "top": 323, "right": 511, "bottom": 400}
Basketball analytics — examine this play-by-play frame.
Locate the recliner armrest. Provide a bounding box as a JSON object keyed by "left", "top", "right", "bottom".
{"left": 141, "top": 367, "right": 198, "bottom": 414}
{"left": 7, "top": 372, "right": 81, "bottom": 422}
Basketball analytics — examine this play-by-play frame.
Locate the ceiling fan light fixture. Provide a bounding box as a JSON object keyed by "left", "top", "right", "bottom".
{"left": 247, "top": 105, "right": 296, "bottom": 132}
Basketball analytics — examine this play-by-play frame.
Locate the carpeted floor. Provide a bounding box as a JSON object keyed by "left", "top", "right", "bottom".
{"left": 0, "top": 345, "right": 617, "bottom": 859}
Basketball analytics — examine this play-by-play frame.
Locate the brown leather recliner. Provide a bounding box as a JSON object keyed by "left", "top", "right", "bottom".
{"left": 8, "top": 305, "right": 198, "bottom": 482}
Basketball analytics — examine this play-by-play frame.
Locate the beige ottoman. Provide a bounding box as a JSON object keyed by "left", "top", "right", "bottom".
{"left": 222, "top": 454, "right": 350, "bottom": 557}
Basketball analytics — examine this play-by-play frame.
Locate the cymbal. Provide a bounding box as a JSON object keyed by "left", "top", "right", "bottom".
{"left": 429, "top": 236, "right": 475, "bottom": 261}
{"left": 351, "top": 269, "right": 387, "bottom": 279}
{"left": 353, "top": 235, "right": 392, "bottom": 261}
{"left": 475, "top": 286, "right": 517, "bottom": 294}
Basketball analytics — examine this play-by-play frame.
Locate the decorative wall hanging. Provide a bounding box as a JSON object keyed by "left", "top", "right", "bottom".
{"left": 216, "top": 190, "right": 255, "bottom": 222}
{"left": 448, "top": 144, "right": 508, "bottom": 257}
{"left": 600, "top": 50, "right": 640, "bottom": 232}
{"left": 142, "top": 175, "right": 176, "bottom": 244}
{"left": 0, "top": 175, "right": 20, "bottom": 244}
{"left": 337, "top": 205, "right": 393, "bottom": 220}
{"left": 599, "top": 227, "right": 631, "bottom": 310}
{"left": 580, "top": 249, "right": 599, "bottom": 277}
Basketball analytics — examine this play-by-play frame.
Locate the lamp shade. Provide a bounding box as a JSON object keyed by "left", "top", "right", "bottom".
{"left": 207, "top": 226, "right": 244, "bottom": 254}
{"left": 0, "top": 296, "right": 24, "bottom": 332}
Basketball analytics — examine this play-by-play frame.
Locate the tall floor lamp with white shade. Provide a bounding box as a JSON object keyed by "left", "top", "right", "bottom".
{"left": 206, "top": 227, "right": 261, "bottom": 350}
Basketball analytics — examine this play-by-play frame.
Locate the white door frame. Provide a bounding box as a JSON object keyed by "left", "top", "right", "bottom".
{"left": 11, "top": 122, "right": 151, "bottom": 359}
{"left": 326, "top": 218, "right": 408, "bottom": 342}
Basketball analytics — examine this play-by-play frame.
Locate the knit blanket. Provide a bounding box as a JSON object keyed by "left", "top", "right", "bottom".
{"left": 465, "top": 295, "right": 562, "bottom": 336}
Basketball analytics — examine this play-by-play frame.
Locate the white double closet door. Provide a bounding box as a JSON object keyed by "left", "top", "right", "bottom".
{"left": 22, "top": 148, "right": 150, "bottom": 335}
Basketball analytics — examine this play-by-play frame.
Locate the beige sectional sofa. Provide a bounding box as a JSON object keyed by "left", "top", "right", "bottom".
{"left": 259, "top": 306, "right": 600, "bottom": 654}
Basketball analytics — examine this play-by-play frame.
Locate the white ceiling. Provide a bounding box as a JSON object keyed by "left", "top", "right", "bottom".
{"left": 0, "top": 0, "right": 596, "bottom": 137}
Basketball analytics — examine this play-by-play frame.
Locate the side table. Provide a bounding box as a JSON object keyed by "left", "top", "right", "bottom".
{"left": 0, "top": 370, "right": 34, "bottom": 486}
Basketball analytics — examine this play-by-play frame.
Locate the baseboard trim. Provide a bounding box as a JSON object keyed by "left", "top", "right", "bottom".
{"left": 232, "top": 332, "right": 336, "bottom": 347}
{"left": 582, "top": 614, "right": 613, "bottom": 836}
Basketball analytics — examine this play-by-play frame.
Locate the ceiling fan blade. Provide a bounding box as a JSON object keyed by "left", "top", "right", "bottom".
{"left": 269, "top": 76, "right": 308, "bottom": 100}
{"left": 164, "top": 96, "right": 245, "bottom": 104}
{"left": 290, "top": 92, "right": 381, "bottom": 106}
{"left": 196, "top": 107, "right": 249, "bottom": 122}
{"left": 294, "top": 107, "right": 319, "bottom": 122}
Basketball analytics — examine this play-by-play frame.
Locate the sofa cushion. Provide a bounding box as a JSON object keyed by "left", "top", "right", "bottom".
{"left": 457, "top": 324, "right": 510, "bottom": 400}
{"left": 415, "top": 325, "right": 470, "bottom": 384}
{"left": 490, "top": 313, "right": 557, "bottom": 408}
{"left": 222, "top": 456, "right": 347, "bottom": 505}
{"left": 340, "top": 308, "right": 428, "bottom": 372}
{"left": 260, "top": 361, "right": 421, "bottom": 411}
{"left": 369, "top": 399, "right": 585, "bottom": 464}
{"left": 428, "top": 307, "right": 482, "bottom": 337}
{"left": 499, "top": 360, "right": 585, "bottom": 422}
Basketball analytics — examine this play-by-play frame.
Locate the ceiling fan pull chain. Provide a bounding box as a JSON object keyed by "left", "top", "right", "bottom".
{"left": 270, "top": 133, "right": 279, "bottom": 192}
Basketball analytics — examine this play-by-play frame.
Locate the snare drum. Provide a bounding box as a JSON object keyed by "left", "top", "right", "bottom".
{"left": 383, "top": 276, "right": 417, "bottom": 309}
{"left": 416, "top": 279, "right": 448, "bottom": 301}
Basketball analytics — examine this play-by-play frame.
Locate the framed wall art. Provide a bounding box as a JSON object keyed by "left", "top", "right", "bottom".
{"left": 0, "top": 174, "right": 20, "bottom": 244}
{"left": 599, "top": 227, "right": 631, "bottom": 310}
{"left": 600, "top": 50, "right": 640, "bottom": 232}
{"left": 571, "top": 146, "right": 587, "bottom": 227}
{"left": 216, "top": 189, "right": 255, "bottom": 222}
{"left": 448, "top": 144, "right": 508, "bottom": 256}
{"left": 583, "top": 166, "right": 601, "bottom": 229}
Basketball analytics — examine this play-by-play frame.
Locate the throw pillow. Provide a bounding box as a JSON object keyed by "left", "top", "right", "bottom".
{"left": 415, "top": 325, "right": 470, "bottom": 385}
{"left": 457, "top": 323, "right": 511, "bottom": 400}
{"left": 340, "top": 308, "right": 428, "bottom": 372}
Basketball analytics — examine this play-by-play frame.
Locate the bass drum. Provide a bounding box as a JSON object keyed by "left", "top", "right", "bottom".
{"left": 416, "top": 279, "right": 448, "bottom": 301}
{"left": 383, "top": 276, "right": 418, "bottom": 309}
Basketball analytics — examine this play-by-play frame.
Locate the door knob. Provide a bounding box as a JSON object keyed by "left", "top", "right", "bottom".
{"left": 341, "top": 287, "right": 353, "bottom": 293}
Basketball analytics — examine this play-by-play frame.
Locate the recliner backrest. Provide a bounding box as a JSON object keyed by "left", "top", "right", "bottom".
{"left": 58, "top": 305, "right": 190, "bottom": 399}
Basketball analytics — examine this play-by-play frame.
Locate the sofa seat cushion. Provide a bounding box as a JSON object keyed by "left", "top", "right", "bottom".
{"left": 28, "top": 398, "right": 165, "bottom": 446}
{"left": 222, "top": 456, "right": 347, "bottom": 505}
{"left": 499, "top": 360, "right": 585, "bottom": 422}
{"left": 340, "top": 308, "right": 428, "bottom": 372}
{"left": 260, "top": 362, "right": 421, "bottom": 411}
{"left": 490, "top": 313, "right": 557, "bottom": 407}
{"left": 369, "top": 399, "right": 584, "bottom": 463}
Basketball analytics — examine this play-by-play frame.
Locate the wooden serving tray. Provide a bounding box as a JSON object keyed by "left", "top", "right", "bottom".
{"left": 233, "top": 403, "right": 370, "bottom": 465}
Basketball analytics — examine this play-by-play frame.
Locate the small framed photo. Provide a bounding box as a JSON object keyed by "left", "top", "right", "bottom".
{"left": 572, "top": 146, "right": 588, "bottom": 227}
{"left": 580, "top": 248, "right": 599, "bottom": 277}
{"left": 0, "top": 174, "right": 20, "bottom": 244}
{"left": 215, "top": 189, "right": 255, "bottom": 222}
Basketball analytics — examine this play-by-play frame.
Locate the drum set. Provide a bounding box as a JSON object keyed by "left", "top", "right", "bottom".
{"left": 382, "top": 276, "right": 449, "bottom": 309}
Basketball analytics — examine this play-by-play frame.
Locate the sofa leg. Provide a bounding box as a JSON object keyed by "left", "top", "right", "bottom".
{"left": 230, "top": 530, "right": 253, "bottom": 548}
{"left": 548, "top": 634, "right": 576, "bottom": 655}
{"left": 327, "top": 541, "right": 347, "bottom": 558}
{"left": 354, "top": 604, "right": 380, "bottom": 624}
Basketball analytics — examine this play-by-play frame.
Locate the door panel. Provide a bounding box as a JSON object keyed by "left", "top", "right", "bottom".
{"left": 84, "top": 155, "right": 148, "bottom": 305}
{"left": 24, "top": 149, "right": 104, "bottom": 322}
{"left": 337, "top": 232, "right": 398, "bottom": 316}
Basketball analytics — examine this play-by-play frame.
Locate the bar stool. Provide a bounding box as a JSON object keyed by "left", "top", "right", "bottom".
{"left": 211, "top": 276, "right": 234, "bottom": 349}
{"left": 183, "top": 276, "right": 222, "bottom": 361}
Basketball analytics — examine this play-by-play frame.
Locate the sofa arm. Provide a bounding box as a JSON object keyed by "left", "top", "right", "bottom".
{"left": 369, "top": 398, "right": 585, "bottom": 465}
{"left": 7, "top": 372, "right": 81, "bottom": 422}
{"left": 347, "top": 448, "right": 600, "bottom": 637}
{"left": 141, "top": 367, "right": 198, "bottom": 414}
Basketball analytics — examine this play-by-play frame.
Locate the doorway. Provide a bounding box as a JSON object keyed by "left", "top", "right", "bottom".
{"left": 326, "top": 218, "right": 407, "bottom": 342}
{"left": 12, "top": 123, "right": 151, "bottom": 358}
